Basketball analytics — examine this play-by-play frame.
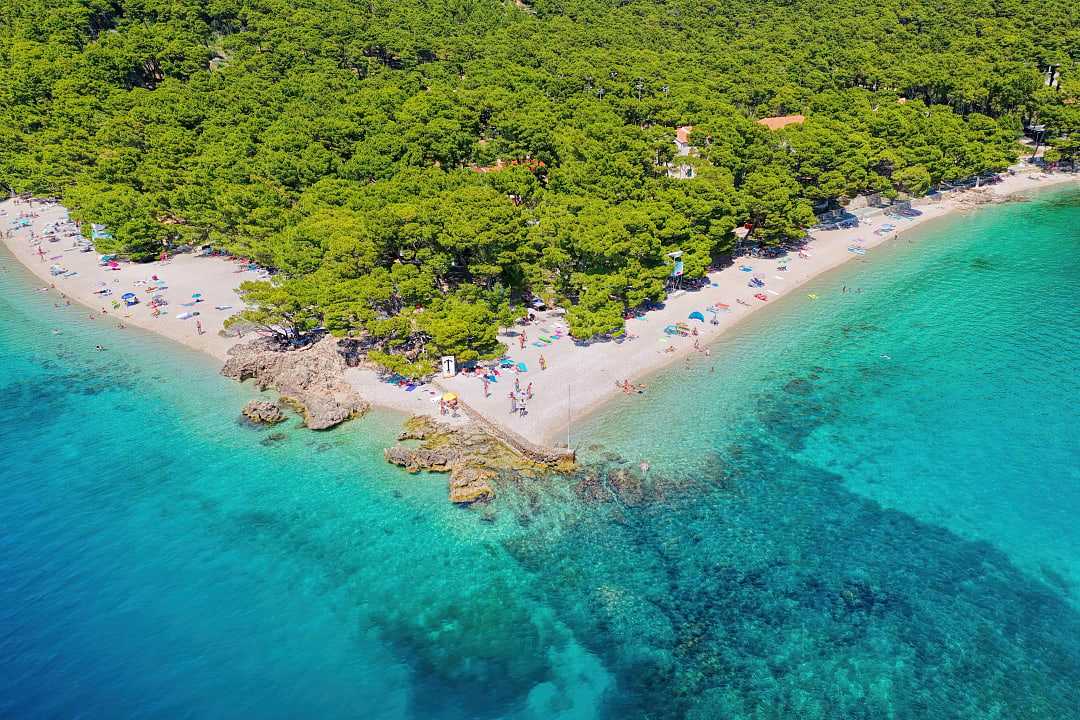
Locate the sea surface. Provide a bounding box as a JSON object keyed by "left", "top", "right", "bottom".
{"left": 1, "top": 187, "right": 1078, "bottom": 719}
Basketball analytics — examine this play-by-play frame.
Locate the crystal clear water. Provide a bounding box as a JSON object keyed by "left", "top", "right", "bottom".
{"left": 1, "top": 188, "right": 1078, "bottom": 719}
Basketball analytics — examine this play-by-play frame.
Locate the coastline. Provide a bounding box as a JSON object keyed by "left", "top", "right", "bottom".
{"left": 0, "top": 199, "right": 249, "bottom": 361}
{"left": 4, "top": 167, "right": 1077, "bottom": 446}
{"left": 439, "top": 167, "right": 1080, "bottom": 445}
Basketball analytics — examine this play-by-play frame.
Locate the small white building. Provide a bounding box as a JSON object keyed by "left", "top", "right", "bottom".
{"left": 667, "top": 163, "right": 694, "bottom": 179}
{"left": 667, "top": 125, "right": 696, "bottom": 178}
{"left": 675, "top": 125, "right": 693, "bottom": 156}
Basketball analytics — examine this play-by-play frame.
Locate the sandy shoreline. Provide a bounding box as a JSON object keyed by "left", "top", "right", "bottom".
{"left": 3, "top": 166, "right": 1077, "bottom": 446}
{"left": 436, "top": 167, "right": 1080, "bottom": 445}
{"left": 0, "top": 199, "right": 253, "bottom": 360}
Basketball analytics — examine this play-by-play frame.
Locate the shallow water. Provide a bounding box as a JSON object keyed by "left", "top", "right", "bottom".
{"left": 1, "top": 188, "right": 1078, "bottom": 719}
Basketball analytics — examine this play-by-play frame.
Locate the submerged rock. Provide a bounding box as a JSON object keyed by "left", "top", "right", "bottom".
{"left": 241, "top": 399, "right": 285, "bottom": 425}
{"left": 222, "top": 335, "right": 368, "bottom": 430}
{"left": 449, "top": 465, "right": 496, "bottom": 504}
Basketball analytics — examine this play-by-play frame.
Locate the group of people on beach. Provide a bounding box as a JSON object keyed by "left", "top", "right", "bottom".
{"left": 508, "top": 378, "right": 533, "bottom": 417}
{"left": 438, "top": 396, "right": 459, "bottom": 417}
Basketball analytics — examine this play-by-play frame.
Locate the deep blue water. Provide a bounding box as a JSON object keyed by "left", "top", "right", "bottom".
{"left": 1, "top": 188, "right": 1079, "bottom": 719}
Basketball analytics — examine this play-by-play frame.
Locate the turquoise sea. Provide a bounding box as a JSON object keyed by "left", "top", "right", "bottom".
{"left": 1, "top": 187, "right": 1078, "bottom": 719}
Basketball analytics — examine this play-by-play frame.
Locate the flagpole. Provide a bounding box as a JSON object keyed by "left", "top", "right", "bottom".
{"left": 567, "top": 383, "right": 571, "bottom": 448}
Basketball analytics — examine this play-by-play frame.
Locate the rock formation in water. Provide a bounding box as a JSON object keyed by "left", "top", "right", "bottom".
{"left": 448, "top": 466, "right": 498, "bottom": 504}
{"left": 222, "top": 335, "right": 368, "bottom": 430}
{"left": 241, "top": 399, "right": 285, "bottom": 425}
{"left": 383, "top": 416, "right": 562, "bottom": 504}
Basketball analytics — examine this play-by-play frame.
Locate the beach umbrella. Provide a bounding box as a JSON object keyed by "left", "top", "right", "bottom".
{"left": 192, "top": 292, "right": 202, "bottom": 299}
{"left": 688, "top": 311, "right": 705, "bottom": 322}
{"left": 441, "top": 392, "right": 458, "bottom": 402}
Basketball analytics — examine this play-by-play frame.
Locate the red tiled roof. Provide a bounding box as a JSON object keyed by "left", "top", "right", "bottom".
{"left": 676, "top": 125, "right": 693, "bottom": 144}
{"left": 757, "top": 114, "right": 806, "bottom": 130}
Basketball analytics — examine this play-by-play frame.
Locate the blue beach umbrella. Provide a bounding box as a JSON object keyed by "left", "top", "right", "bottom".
{"left": 688, "top": 311, "right": 705, "bottom": 322}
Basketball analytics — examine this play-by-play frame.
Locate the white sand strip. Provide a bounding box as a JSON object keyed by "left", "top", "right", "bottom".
{"left": 3, "top": 166, "right": 1076, "bottom": 446}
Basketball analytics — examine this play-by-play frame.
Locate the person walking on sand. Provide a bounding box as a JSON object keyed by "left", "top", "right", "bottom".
{"left": 519, "top": 332, "right": 526, "bottom": 350}
{"left": 539, "top": 354, "right": 547, "bottom": 370}
{"left": 526, "top": 382, "right": 533, "bottom": 399}
{"left": 509, "top": 392, "right": 518, "bottom": 415}
{"left": 195, "top": 319, "right": 203, "bottom": 336}
{"left": 482, "top": 376, "right": 490, "bottom": 398}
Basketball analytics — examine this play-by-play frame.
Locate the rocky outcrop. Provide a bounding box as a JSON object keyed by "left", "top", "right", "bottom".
{"left": 223, "top": 335, "right": 368, "bottom": 430}
{"left": 383, "top": 446, "right": 456, "bottom": 473}
{"left": 242, "top": 400, "right": 285, "bottom": 424}
{"left": 449, "top": 466, "right": 497, "bottom": 504}
{"left": 384, "top": 416, "right": 553, "bottom": 504}
{"left": 449, "top": 396, "right": 577, "bottom": 467}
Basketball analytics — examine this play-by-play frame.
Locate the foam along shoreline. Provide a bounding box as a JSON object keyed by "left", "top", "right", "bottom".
{"left": 3, "top": 167, "right": 1078, "bottom": 445}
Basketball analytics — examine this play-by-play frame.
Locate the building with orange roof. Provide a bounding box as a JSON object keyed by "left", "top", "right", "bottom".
{"left": 675, "top": 125, "right": 693, "bottom": 156}
{"left": 757, "top": 114, "right": 806, "bottom": 131}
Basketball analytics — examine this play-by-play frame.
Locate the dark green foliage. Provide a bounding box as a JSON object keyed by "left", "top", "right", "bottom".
{"left": 2, "top": 0, "right": 1077, "bottom": 361}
